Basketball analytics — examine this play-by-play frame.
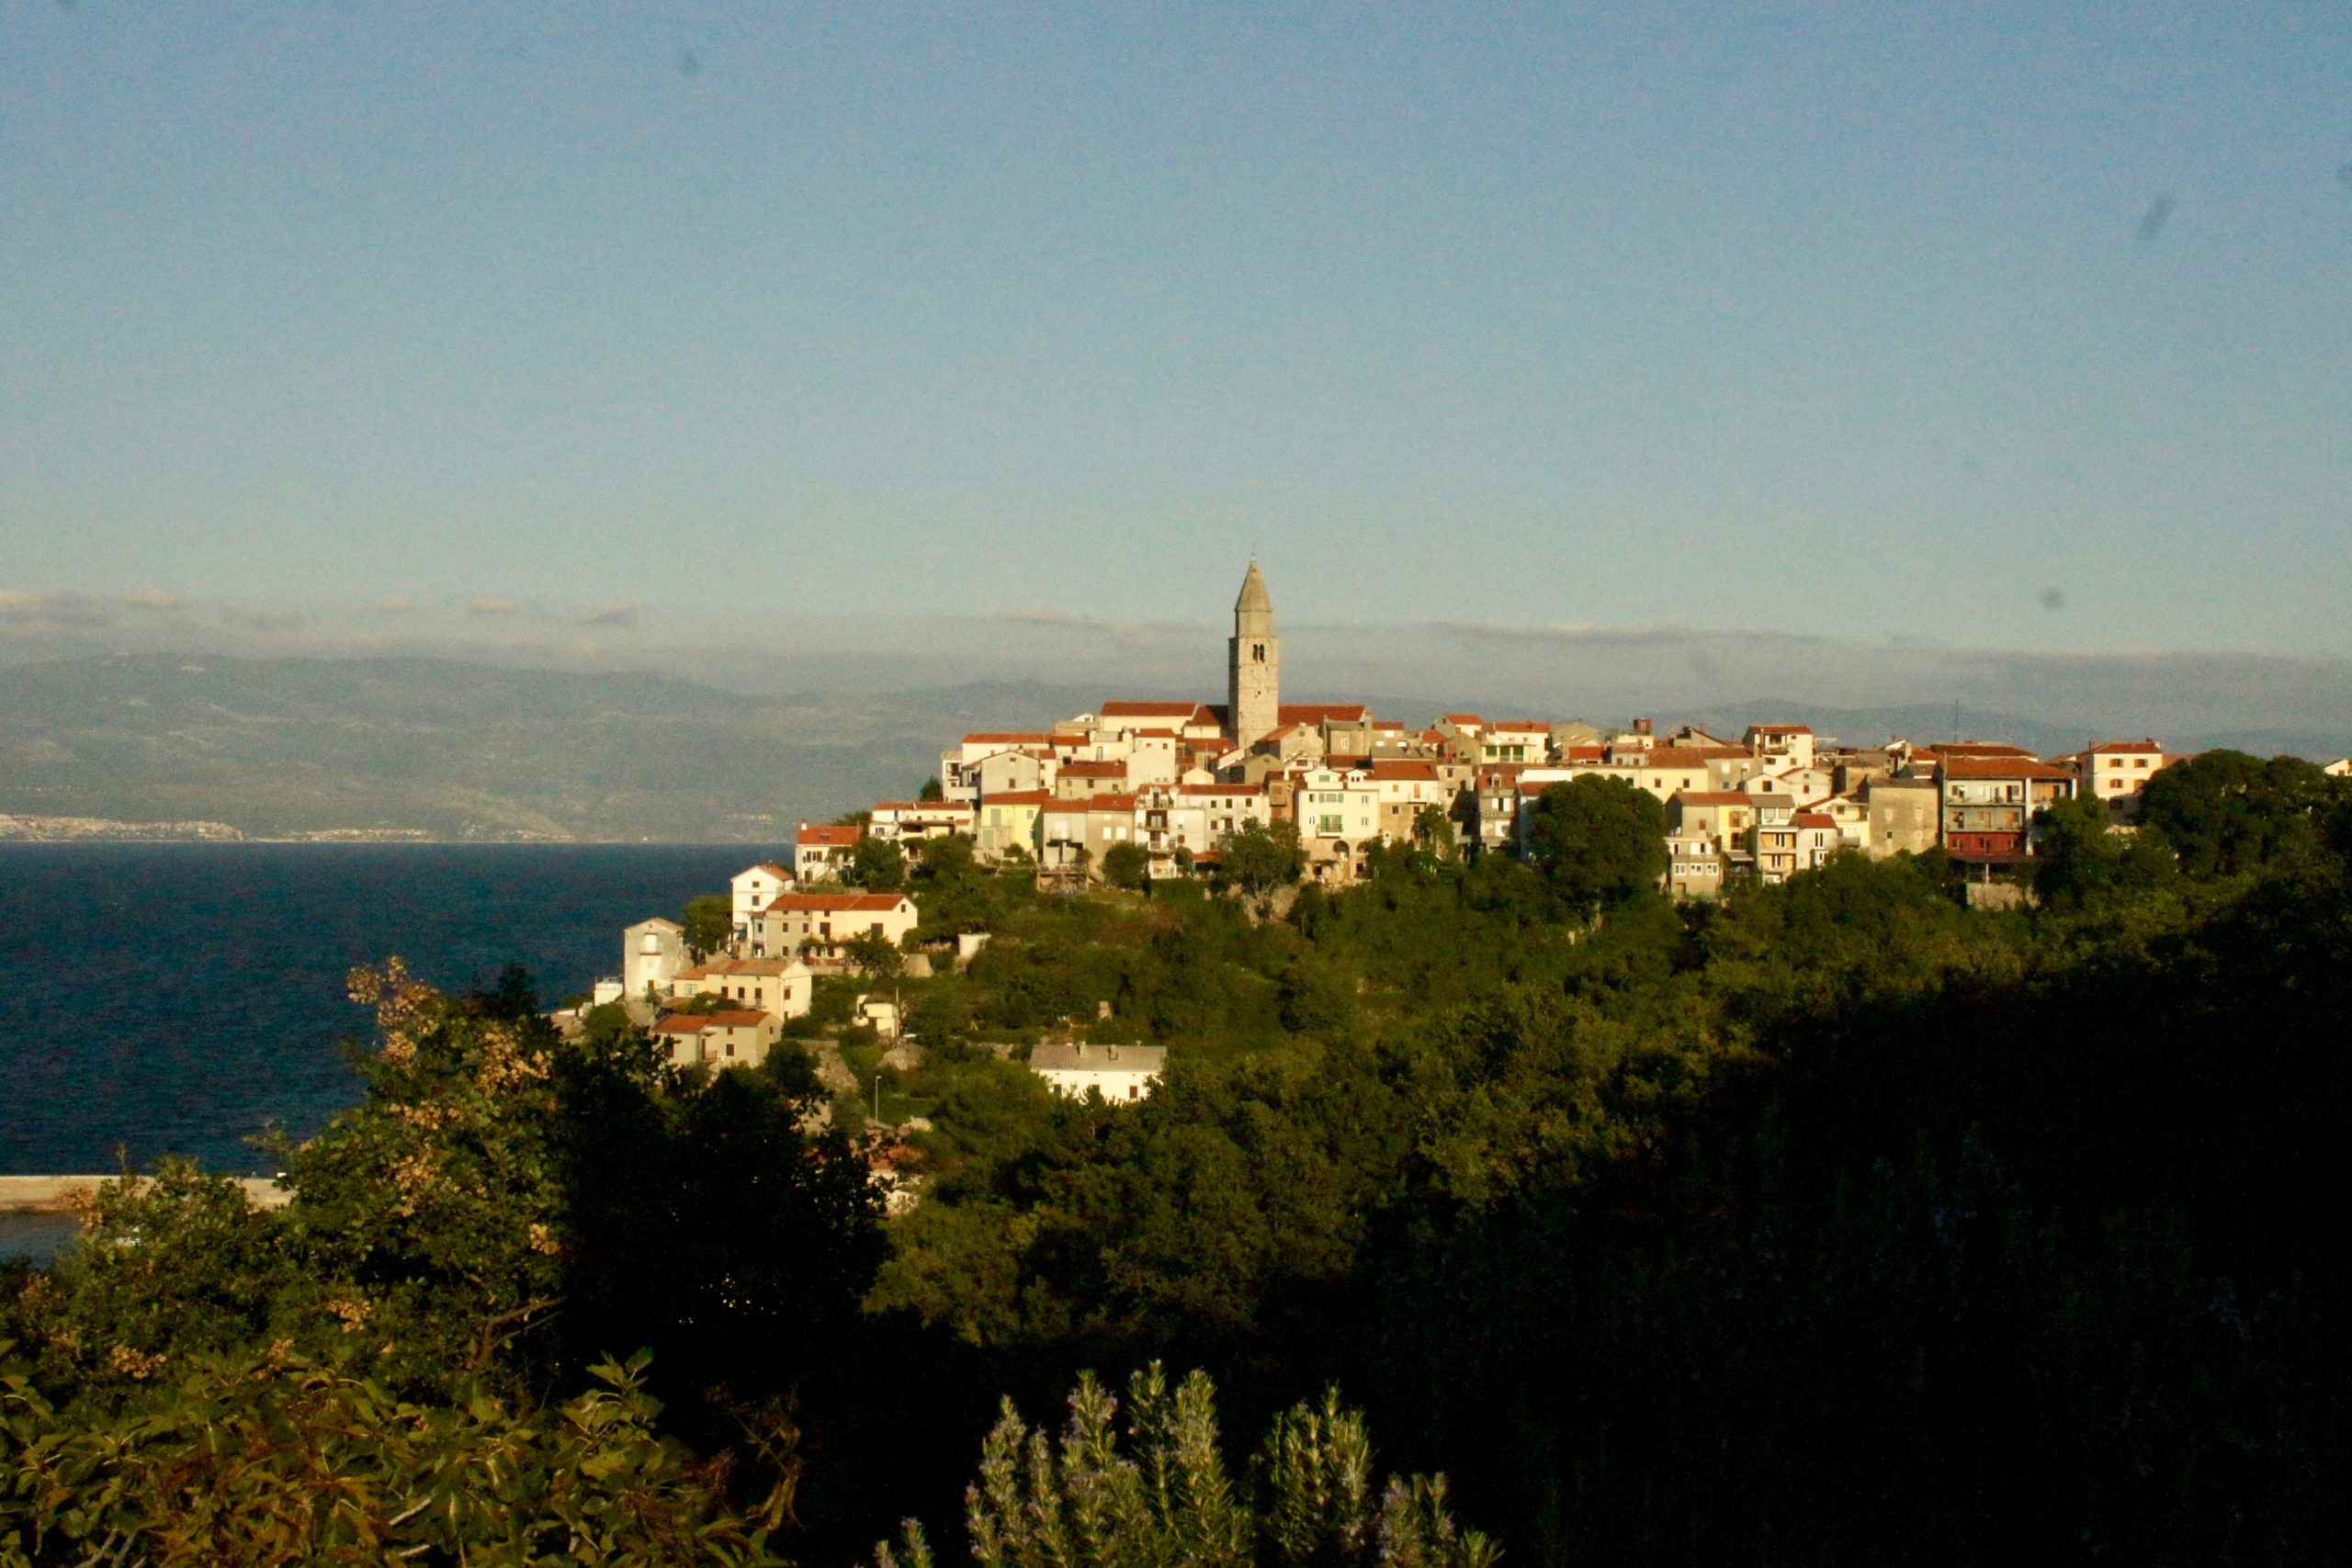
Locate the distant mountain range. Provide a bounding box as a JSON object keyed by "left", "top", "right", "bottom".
{"left": 1, "top": 655, "right": 2342, "bottom": 842}
{"left": 0, "top": 657, "right": 1096, "bottom": 842}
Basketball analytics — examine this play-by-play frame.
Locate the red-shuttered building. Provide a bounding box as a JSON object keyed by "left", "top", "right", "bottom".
{"left": 1937, "top": 756, "right": 2079, "bottom": 863}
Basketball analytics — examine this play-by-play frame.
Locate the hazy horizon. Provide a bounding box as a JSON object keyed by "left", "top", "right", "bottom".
{"left": 6, "top": 6, "right": 2350, "bottom": 666}
{"left": 5, "top": 585, "right": 2347, "bottom": 756}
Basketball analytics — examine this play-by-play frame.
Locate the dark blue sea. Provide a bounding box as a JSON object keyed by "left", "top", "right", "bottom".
{"left": 0, "top": 844, "right": 758, "bottom": 1179}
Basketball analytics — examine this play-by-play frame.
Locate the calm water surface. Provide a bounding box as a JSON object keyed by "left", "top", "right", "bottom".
{"left": 0, "top": 844, "right": 755, "bottom": 1178}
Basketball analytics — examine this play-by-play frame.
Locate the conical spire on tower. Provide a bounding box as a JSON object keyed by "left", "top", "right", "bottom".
{"left": 1233, "top": 558, "right": 1274, "bottom": 638}
{"left": 1235, "top": 558, "right": 1272, "bottom": 615}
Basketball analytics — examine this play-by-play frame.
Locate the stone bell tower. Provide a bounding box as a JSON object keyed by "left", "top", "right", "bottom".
{"left": 1227, "top": 558, "right": 1280, "bottom": 746}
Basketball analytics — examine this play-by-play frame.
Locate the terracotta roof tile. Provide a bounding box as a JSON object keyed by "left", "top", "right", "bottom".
{"left": 763, "top": 893, "right": 912, "bottom": 913}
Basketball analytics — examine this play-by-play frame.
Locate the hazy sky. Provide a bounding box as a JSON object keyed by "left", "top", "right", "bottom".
{"left": 5, "top": 4, "right": 2349, "bottom": 658}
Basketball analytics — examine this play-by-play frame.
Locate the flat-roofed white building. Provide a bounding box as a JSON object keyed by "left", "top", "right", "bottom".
{"left": 868, "top": 800, "right": 977, "bottom": 843}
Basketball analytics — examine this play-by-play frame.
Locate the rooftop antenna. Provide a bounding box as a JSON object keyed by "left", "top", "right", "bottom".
{"left": 1951, "top": 699, "right": 1960, "bottom": 744}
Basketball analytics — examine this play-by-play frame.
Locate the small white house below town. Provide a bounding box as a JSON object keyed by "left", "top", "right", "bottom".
{"left": 1030, "top": 1042, "right": 1167, "bottom": 1103}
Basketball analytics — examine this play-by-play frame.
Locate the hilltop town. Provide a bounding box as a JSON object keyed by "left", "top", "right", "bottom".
{"left": 598, "top": 560, "right": 2351, "bottom": 1090}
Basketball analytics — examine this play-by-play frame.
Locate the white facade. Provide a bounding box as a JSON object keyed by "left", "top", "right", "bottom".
{"left": 624, "top": 918, "right": 686, "bottom": 999}
{"left": 1031, "top": 1042, "right": 1167, "bottom": 1103}
{"left": 729, "top": 863, "right": 795, "bottom": 943}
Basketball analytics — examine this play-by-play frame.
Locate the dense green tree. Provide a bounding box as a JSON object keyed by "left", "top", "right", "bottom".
{"left": 845, "top": 929, "right": 905, "bottom": 979}
{"left": 1102, "top": 840, "right": 1148, "bottom": 890}
{"left": 2138, "top": 749, "right": 2344, "bottom": 879}
{"left": 682, "top": 894, "right": 731, "bottom": 955}
{"left": 1521, "top": 775, "right": 1667, "bottom": 916}
{"left": 919, "top": 776, "right": 945, "bottom": 801}
{"left": 1412, "top": 802, "right": 1456, "bottom": 858}
{"left": 913, "top": 830, "right": 977, "bottom": 884}
{"left": 852, "top": 835, "right": 909, "bottom": 893}
{"left": 0, "top": 1348, "right": 789, "bottom": 1565}
{"left": 1219, "top": 821, "right": 1305, "bottom": 898}
{"left": 554, "top": 1047, "right": 885, "bottom": 1435}
{"left": 2030, "top": 793, "right": 2176, "bottom": 909}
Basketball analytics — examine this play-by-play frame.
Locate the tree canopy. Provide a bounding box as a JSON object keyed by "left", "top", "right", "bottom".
{"left": 853, "top": 835, "right": 909, "bottom": 893}
{"left": 1521, "top": 774, "right": 1668, "bottom": 915}
{"left": 13, "top": 746, "right": 2352, "bottom": 1563}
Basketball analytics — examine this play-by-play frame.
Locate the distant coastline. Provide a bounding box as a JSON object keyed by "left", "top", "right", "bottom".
{"left": 0, "top": 816, "right": 764, "bottom": 846}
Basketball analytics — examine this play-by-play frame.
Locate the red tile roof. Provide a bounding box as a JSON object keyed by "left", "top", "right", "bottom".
{"left": 1793, "top": 812, "right": 1838, "bottom": 829}
{"left": 1368, "top": 761, "right": 1441, "bottom": 782}
{"left": 1940, "top": 758, "right": 2076, "bottom": 781}
{"left": 763, "top": 893, "right": 912, "bottom": 913}
{"left": 982, "top": 789, "right": 1055, "bottom": 806}
{"left": 1102, "top": 700, "right": 1206, "bottom": 716}
{"left": 1280, "top": 704, "right": 1372, "bottom": 724}
{"left": 1057, "top": 759, "right": 1128, "bottom": 778}
{"left": 963, "top": 731, "right": 1054, "bottom": 744}
{"left": 1747, "top": 724, "right": 1814, "bottom": 736}
{"left": 657, "top": 1010, "right": 768, "bottom": 1033}
{"left": 1673, "top": 791, "right": 1754, "bottom": 807}
{"left": 797, "top": 826, "right": 860, "bottom": 848}
{"left": 701, "top": 957, "right": 798, "bottom": 976}
{"left": 1044, "top": 793, "right": 1140, "bottom": 814}
{"left": 2086, "top": 739, "right": 2164, "bottom": 754}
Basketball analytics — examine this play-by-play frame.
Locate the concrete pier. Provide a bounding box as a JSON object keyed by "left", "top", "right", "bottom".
{"left": 0, "top": 1175, "right": 289, "bottom": 1213}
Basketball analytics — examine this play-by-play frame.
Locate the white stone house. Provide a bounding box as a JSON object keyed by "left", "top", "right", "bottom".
{"left": 653, "top": 1010, "right": 782, "bottom": 1071}
{"left": 1030, "top": 1042, "right": 1167, "bottom": 1103}
{"left": 624, "top": 918, "right": 687, "bottom": 999}
{"left": 672, "top": 955, "right": 814, "bottom": 1019}
{"left": 753, "top": 893, "right": 920, "bottom": 966}
{"left": 794, "top": 823, "right": 860, "bottom": 882}
{"left": 729, "top": 863, "right": 795, "bottom": 946}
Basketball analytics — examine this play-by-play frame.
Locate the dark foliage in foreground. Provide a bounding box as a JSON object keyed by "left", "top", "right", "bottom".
{"left": 6, "top": 751, "right": 2347, "bottom": 1564}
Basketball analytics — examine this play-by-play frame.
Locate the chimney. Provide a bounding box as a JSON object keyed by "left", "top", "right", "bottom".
{"left": 1633, "top": 716, "right": 1653, "bottom": 737}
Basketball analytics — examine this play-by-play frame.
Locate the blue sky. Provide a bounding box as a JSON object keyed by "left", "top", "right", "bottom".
{"left": 4, "top": 3, "right": 2348, "bottom": 657}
